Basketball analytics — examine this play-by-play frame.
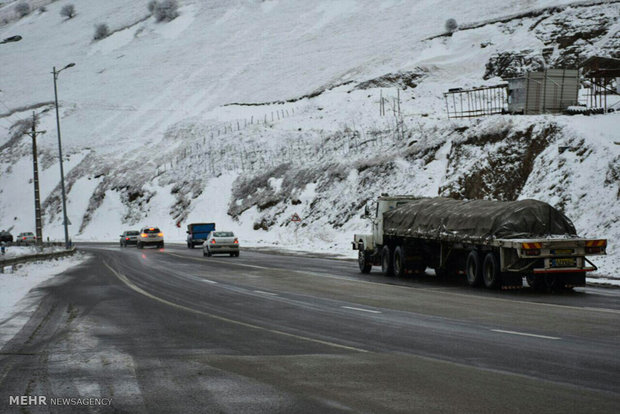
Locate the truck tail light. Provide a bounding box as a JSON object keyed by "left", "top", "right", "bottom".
{"left": 211, "top": 239, "right": 216, "bottom": 244}
{"left": 585, "top": 240, "right": 606, "bottom": 254}
{"left": 234, "top": 238, "right": 238, "bottom": 244}
{"left": 141, "top": 233, "right": 147, "bottom": 238}
{"left": 125, "top": 237, "right": 130, "bottom": 240}
{"left": 158, "top": 232, "right": 163, "bottom": 237}
{"left": 521, "top": 242, "right": 541, "bottom": 256}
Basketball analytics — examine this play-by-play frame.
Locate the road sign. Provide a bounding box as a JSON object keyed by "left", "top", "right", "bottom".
{"left": 291, "top": 213, "right": 301, "bottom": 222}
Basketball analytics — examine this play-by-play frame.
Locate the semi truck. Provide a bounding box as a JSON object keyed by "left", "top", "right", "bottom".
{"left": 352, "top": 195, "right": 607, "bottom": 291}
{"left": 186, "top": 222, "right": 216, "bottom": 248}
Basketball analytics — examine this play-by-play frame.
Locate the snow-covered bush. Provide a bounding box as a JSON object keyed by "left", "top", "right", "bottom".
{"left": 445, "top": 18, "right": 458, "bottom": 33}
{"left": 150, "top": 0, "right": 179, "bottom": 22}
{"left": 93, "top": 23, "right": 109, "bottom": 41}
{"left": 15, "top": 2, "right": 30, "bottom": 17}
{"left": 60, "top": 4, "right": 76, "bottom": 19}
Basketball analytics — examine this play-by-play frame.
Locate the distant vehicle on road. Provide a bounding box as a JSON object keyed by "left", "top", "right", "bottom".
{"left": 187, "top": 222, "right": 216, "bottom": 248}
{"left": 0, "top": 230, "right": 13, "bottom": 243}
{"left": 137, "top": 227, "right": 164, "bottom": 249}
{"left": 202, "top": 231, "right": 239, "bottom": 257}
{"left": 16, "top": 232, "right": 36, "bottom": 245}
{"left": 120, "top": 230, "right": 140, "bottom": 247}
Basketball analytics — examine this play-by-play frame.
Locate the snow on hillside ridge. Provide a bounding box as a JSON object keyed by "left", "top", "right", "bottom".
{"left": 0, "top": 0, "right": 618, "bottom": 277}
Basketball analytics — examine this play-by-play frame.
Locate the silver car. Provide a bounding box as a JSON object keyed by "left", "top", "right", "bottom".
{"left": 202, "top": 231, "right": 239, "bottom": 257}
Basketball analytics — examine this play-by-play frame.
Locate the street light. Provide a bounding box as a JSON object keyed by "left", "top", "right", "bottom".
{"left": 52, "top": 63, "right": 75, "bottom": 249}
{"left": 0, "top": 35, "right": 22, "bottom": 44}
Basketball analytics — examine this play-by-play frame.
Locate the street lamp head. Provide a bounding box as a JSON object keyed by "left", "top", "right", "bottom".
{"left": 1, "top": 35, "right": 22, "bottom": 44}
{"left": 64, "top": 63, "right": 76, "bottom": 69}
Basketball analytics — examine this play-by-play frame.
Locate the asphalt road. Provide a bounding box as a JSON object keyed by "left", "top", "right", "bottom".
{"left": 0, "top": 243, "right": 619, "bottom": 413}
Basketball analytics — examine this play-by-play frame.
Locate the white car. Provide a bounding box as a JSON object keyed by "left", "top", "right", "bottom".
{"left": 137, "top": 227, "right": 164, "bottom": 249}
{"left": 202, "top": 231, "right": 239, "bottom": 257}
{"left": 16, "top": 232, "right": 36, "bottom": 245}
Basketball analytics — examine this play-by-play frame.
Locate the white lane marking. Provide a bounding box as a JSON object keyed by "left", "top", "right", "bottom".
{"left": 103, "top": 261, "right": 367, "bottom": 353}
{"left": 253, "top": 290, "right": 277, "bottom": 296}
{"left": 491, "top": 329, "right": 560, "bottom": 340}
{"left": 342, "top": 306, "right": 382, "bottom": 314}
{"left": 202, "top": 279, "right": 218, "bottom": 284}
{"left": 166, "top": 252, "right": 269, "bottom": 270}
{"left": 163, "top": 251, "right": 620, "bottom": 315}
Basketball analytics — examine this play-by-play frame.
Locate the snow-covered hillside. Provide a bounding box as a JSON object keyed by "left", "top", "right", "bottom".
{"left": 0, "top": 0, "right": 618, "bottom": 275}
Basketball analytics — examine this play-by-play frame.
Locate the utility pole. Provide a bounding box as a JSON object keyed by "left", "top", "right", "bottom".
{"left": 25, "top": 112, "right": 45, "bottom": 246}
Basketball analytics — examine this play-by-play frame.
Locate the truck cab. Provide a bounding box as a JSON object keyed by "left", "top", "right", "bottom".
{"left": 354, "top": 195, "right": 420, "bottom": 253}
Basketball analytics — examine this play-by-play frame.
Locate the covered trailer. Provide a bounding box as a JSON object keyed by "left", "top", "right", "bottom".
{"left": 353, "top": 196, "right": 607, "bottom": 291}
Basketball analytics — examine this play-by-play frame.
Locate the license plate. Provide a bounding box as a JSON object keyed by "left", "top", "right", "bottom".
{"left": 552, "top": 249, "right": 573, "bottom": 255}
{"left": 552, "top": 258, "right": 576, "bottom": 267}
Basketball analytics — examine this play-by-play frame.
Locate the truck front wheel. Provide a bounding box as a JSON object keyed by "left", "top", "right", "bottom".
{"left": 393, "top": 246, "right": 406, "bottom": 277}
{"left": 466, "top": 250, "right": 482, "bottom": 286}
{"left": 358, "top": 248, "right": 372, "bottom": 274}
{"left": 381, "top": 246, "right": 394, "bottom": 276}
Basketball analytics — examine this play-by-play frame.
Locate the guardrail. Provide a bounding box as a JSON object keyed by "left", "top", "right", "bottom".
{"left": 0, "top": 248, "right": 77, "bottom": 273}
{"left": 1, "top": 241, "right": 65, "bottom": 248}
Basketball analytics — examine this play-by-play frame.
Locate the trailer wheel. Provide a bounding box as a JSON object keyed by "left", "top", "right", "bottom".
{"left": 393, "top": 246, "right": 406, "bottom": 277}
{"left": 482, "top": 252, "right": 502, "bottom": 289}
{"left": 358, "top": 245, "right": 372, "bottom": 274}
{"left": 381, "top": 246, "right": 394, "bottom": 276}
{"left": 465, "top": 250, "right": 482, "bottom": 286}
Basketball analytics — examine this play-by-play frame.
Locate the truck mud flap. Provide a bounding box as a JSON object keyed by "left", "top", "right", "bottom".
{"left": 501, "top": 273, "right": 523, "bottom": 290}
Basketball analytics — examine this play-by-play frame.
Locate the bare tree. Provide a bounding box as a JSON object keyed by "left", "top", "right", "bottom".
{"left": 445, "top": 18, "right": 458, "bottom": 33}
{"left": 60, "top": 4, "right": 76, "bottom": 19}
{"left": 15, "top": 2, "right": 30, "bottom": 18}
{"left": 93, "top": 23, "right": 110, "bottom": 40}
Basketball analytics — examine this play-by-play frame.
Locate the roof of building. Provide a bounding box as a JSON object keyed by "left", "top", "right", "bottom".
{"left": 581, "top": 56, "right": 620, "bottom": 78}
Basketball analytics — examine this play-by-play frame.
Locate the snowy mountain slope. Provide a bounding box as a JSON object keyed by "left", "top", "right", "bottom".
{"left": 0, "top": 0, "right": 618, "bottom": 276}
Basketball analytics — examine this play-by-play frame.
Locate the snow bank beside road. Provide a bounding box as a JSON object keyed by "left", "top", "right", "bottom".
{"left": 0, "top": 254, "right": 88, "bottom": 348}
{"left": 1, "top": 245, "right": 65, "bottom": 258}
